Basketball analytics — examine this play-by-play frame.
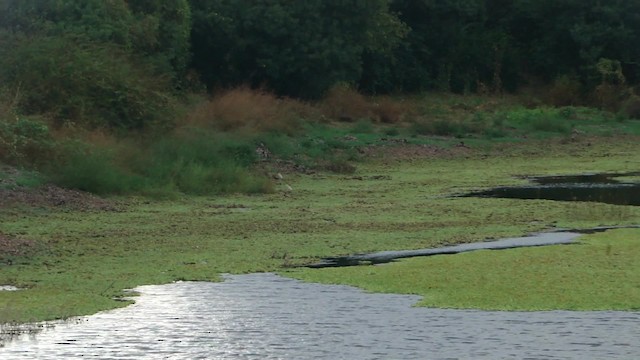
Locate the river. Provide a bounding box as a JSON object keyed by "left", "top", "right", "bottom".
{"left": 1, "top": 273, "right": 638, "bottom": 359}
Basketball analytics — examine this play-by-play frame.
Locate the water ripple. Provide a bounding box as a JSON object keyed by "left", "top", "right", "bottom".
{"left": 1, "top": 273, "right": 638, "bottom": 359}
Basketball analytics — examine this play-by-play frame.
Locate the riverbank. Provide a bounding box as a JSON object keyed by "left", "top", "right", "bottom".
{"left": 1, "top": 136, "right": 639, "bottom": 322}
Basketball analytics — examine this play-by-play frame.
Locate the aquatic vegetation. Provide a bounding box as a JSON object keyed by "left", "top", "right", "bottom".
{"left": 0, "top": 138, "right": 639, "bottom": 322}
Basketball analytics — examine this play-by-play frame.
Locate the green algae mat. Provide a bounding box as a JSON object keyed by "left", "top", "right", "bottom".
{"left": 1, "top": 138, "right": 639, "bottom": 322}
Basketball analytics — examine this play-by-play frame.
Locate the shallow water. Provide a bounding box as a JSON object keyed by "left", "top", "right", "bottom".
{"left": 308, "top": 231, "right": 580, "bottom": 267}
{"left": 464, "top": 172, "right": 640, "bottom": 206}
{"left": 1, "top": 273, "right": 638, "bottom": 359}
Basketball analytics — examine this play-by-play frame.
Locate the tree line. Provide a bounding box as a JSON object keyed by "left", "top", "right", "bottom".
{"left": 1, "top": 0, "right": 639, "bottom": 129}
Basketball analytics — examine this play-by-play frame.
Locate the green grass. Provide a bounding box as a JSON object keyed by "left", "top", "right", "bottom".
{"left": 0, "top": 137, "right": 639, "bottom": 322}
{"left": 0, "top": 168, "right": 46, "bottom": 190}
{"left": 403, "top": 99, "right": 640, "bottom": 140}
{"left": 290, "top": 229, "right": 640, "bottom": 311}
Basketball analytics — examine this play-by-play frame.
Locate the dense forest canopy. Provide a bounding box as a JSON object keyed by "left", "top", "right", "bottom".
{"left": 0, "top": 0, "right": 639, "bottom": 128}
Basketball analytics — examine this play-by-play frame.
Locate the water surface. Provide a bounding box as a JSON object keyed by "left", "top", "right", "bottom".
{"left": 1, "top": 273, "right": 638, "bottom": 359}
{"left": 463, "top": 172, "right": 640, "bottom": 206}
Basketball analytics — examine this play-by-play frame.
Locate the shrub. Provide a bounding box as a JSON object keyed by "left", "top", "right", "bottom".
{"left": 323, "top": 158, "right": 357, "bottom": 174}
{"left": 506, "top": 108, "right": 571, "bottom": 134}
{"left": 547, "top": 75, "right": 583, "bottom": 107}
{"left": 558, "top": 107, "right": 577, "bottom": 120}
{"left": 50, "top": 144, "right": 144, "bottom": 194}
{"left": 350, "top": 119, "right": 375, "bottom": 134}
{"left": 0, "top": 115, "right": 55, "bottom": 166}
{"left": 321, "top": 84, "right": 372, "bottom": 122}
{"left": 383, "top": 127, "right": 400, "bottom": 136}
{"left": 0, "top": 34, "right": 175, "bottom": 130}
{"left": 140, "top": 129, "right": 273, "bottom": 195}
{"left": 529, "top": 115, "right": 571, "bottom": 134}
{"left": 409, "top": 120, "right": 435, "bottom": 136}
{"left": 43, "top": 127, "right": 275, "bottom": 196}
{"left": 372, "top": 97, "right": 407, "bottom": 123}
{"left": 591, "top": 84, "right": 629, "bottom": 111}
{"left": 622, "top": 96, "right": 640, "bottom": 119}
{"left": 184, "top": 87, "right": 312, "bottom": 134}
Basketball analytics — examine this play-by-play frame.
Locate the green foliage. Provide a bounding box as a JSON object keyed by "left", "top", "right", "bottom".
{"left": 190, "top": 0, "right": 407, "bottom": 98}
{"left": 2, "top": 139, "right": 639, "bottom": 323}
{"left": 0, "top": 0, "right": 191, "bottom": 81}
{"left": 0, "top": 34, "right": 175, "bottom": 129}
{"left": 0, "top": 115, "right": 54, "bottom": 166}
{"left": 51, "top": 144, "right": 144, "bottom": 195}
{"left": 46, "top": 129, "right": 274, "bottom": 196}
{"left": 127, "top": 0, "right": 192, "bottom": 80}
{"left": 622, "top": 96, "right": 640, "bottom": 119}
{"left": 350, "top": 119, "right": 375, "bottom": 134}
{"left": 364, "top": 0, "right": 640, "bottom": 95}
{"left": 547, "top": 75, "right": 584, "bottom": 106}
{"left": 141, "top": 129, "right": 271, "bottom": 195}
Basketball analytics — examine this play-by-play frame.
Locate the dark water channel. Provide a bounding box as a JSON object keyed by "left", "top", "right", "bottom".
{"left": 1, "top": 273, "right": 639, "bottom": 359}
{"left": 463, "top": 172, "right": 640, "bottom": 206}
{"left": 308, "top": 231, "right": 581, "bottom": 268}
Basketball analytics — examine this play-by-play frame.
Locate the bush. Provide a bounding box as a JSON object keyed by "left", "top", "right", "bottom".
{"left": 183, "top": 87, "right": 312, "bottom": 134}
{"left": 547, "top": 75, "right": 583, "bottom": 107}
{"left": 0, "top": 114, "right": 55, "bottom": 166}
{"left": 505, "top": 108, "right": 571, "bottom": 134}
{"left": 42, "top": 128, "right": 275, "bottom": 196}
{"left": 409, "top": 120, "right": 435, "bottom": 136}
{"left": 141, "top": 129, "right": 272, "bottom": 195}
{"left": 322, "top": 157, "right": 357, "bottom": 174}
{"left": 321, "top": 84, "right": 372, "bottom": 122}
{"left": 591, "top": 84, "right": 629, "bottom": 112}
{"left": 622, "top": 96, "right": 640, "bottom": 119}
{"left": 372, "top": 97, "right": 407, "bottom": 123}
{"left": 50, "top": 144, "right": 144, "bottom": 194}
{"left": 350, "top": 119, "right": 375, "bottom": 134}
{"left": 0, "top": 34, "right": 175, "bottom": 130}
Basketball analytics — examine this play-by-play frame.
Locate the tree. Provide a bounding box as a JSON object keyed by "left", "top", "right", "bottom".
{"left": 190, "top": 0, "right": 407, "bottom": 98}
{"left": 0, "top": 0, "right": 185, "bottom": 129}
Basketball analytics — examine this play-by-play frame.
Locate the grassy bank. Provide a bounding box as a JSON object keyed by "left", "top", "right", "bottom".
{"left": 1, "top": 137, "right": 639, "bottom": 322}
{"left": 3, "top": 88, "right": 640, "bottom": 198}
{"left": 291, "top": 229, "right": 640, "bottom": 311}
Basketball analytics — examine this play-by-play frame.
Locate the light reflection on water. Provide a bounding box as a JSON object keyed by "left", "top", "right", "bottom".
{"left": 1, "top": 273, "right": 639, "bottom": 359}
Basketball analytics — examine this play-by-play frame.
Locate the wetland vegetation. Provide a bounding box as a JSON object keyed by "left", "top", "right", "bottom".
{"left": 0, "top": 0, "right": 639, "bottom": 324}
{"left": 1, "top": 138, "right": 639, "bottom": 322}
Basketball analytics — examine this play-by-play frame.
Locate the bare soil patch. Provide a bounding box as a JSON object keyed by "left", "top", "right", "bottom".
{"left": 359, "top": 142, "right": 473, "bottom": 160}
{"left": 0, "top": 233, "right": 36, "bottom": 258}
{"left": 0, "top": 165, "right": 117, "bottom": 211}
{"left": 0, "top": 185, "right": 116, "bottom": 211}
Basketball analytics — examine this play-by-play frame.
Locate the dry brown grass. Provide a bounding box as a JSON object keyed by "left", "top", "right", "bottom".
{"left": 320, "top": 84, "right": 372, "bottom": 122}
{"left": 546, "top": 75, "right": 583, "bottom": 107}
{"left": 622, "top": 95, "right": 640, "bottom": 119}
{"left": 183, "top": 87, "right": 316, "bottom": 134}
{"left": 591, "top": 84, "right": 623, "bottom": 111}
{"left": 372, "top": 97, "right": 408, "bottom": 123}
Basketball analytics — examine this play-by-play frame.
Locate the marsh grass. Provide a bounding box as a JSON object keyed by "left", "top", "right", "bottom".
{"left": 184, "top": 87, "right": 313, "bottom": 134}
{"left": 292, "top": 229, "right": 640, "bottom": 311}
{"left": 565, "top": 202, "right": 636, "bottom": 223}
{"left": 4, "top": 87, "right": 640, "bottom": 197}
{"left": 1, "top": 139, "right": 639, "bottom": 322}
{"left": 45, "top": 128, "right": 274, "bottom": 196}
{"left": 321, "top": 84, "right": 372, "bottom": 122}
